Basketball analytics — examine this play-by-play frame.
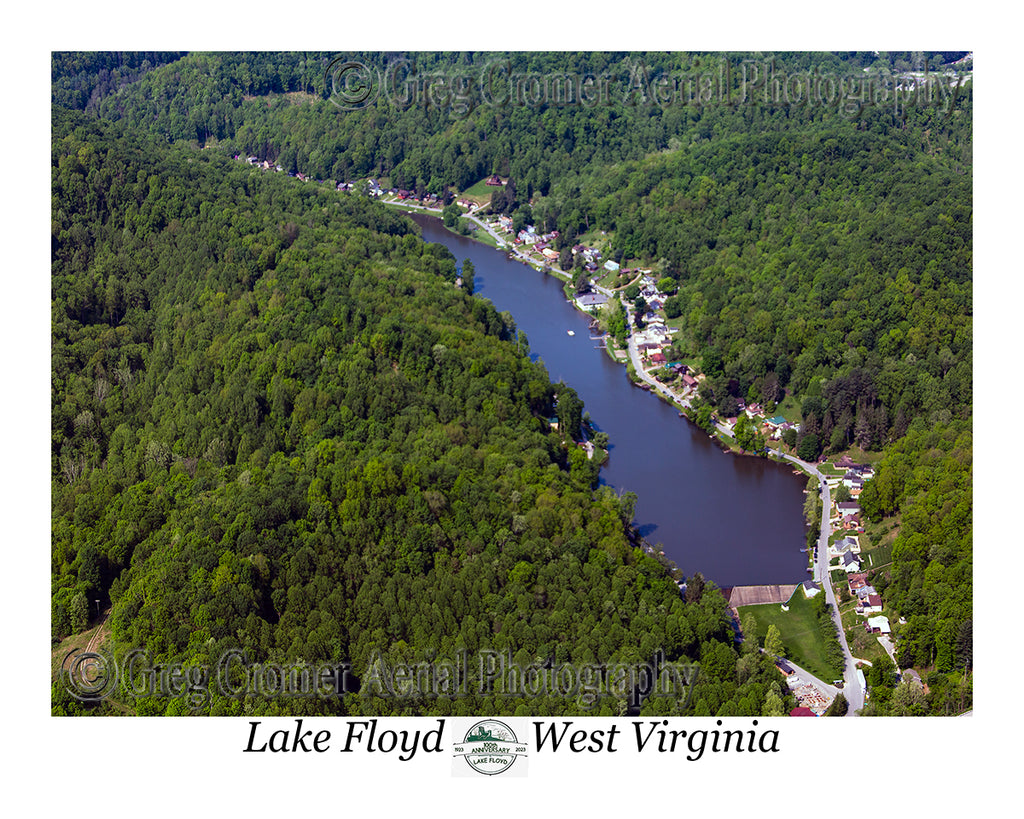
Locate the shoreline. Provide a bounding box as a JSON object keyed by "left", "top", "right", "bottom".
{"left": 398, "top": 202, "right": 805, "bottom": 468}
{"left": 405, "top": 200, "right": 855, "bottom": 698}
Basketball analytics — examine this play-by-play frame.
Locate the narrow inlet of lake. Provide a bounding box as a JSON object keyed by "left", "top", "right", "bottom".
{"left": 413, "top": 213, "right": 809, "bottom": 587}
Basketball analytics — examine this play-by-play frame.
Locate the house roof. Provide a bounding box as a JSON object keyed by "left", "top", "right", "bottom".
{"left": 789, "top": 707, "right": 816, "bottom": 716}
{"left": 867, "top": 615, "right": 891, "bottom": 633}
{"left": 842, "top": 551, "right": 861, "bottom": 567}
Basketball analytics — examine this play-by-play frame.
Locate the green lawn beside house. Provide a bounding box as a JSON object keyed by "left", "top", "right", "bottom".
{"left": 738, "top": 590, "right": 843, "bottom": 683}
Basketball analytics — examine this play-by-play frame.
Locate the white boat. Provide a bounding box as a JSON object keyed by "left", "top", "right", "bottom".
{"left": 567, "top": 330, "right": 575, "bottom": 336}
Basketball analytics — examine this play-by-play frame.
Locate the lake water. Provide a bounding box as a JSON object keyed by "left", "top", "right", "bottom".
{"left": 413, "top": 214, "right": 809, "bottom": 586}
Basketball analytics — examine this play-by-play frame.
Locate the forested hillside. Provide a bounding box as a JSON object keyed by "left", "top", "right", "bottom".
{"left": 51, "top": 108, "right": 792, "bottom": 717}
{"left": 52, "top": 51, "right": 972, "bottom": 716}
{"left": 855, "top": 419, "right": 972, "bottom": 714}
{"left": 83, "top": 51, "right": 972, "bottom": 457}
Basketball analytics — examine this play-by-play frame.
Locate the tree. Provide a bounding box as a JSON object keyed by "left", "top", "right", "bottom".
{"left": 740, "top": 612, "right": 759, "bottom": 654}
{"left": 633, "top": 295, "right": 647, "bottom": 328}
{"left": 555, "top": 383, "right": 583, "bottom": 441}
{"left": 762, "top": 689, "right": 785, "bottom": 716}
{"left": 824, "top": 691, "right": 848, "bottom": 716}
{"left": 442, "top": 202, "right": 462, "bottom": 228}
{"left": 573, "top": 268, "right": 590, "bottom": 295}
{"left": 797, "top": 431, "right": 821, "bottom": 462}
{"left": 460, "top": 258, "right": 475, "bottom": 295}
{"left": 70, "top": 591, "right": 90, "bottom": 633}
{"left": 764, "top": 624, "right": 785, "bottom": 658}
{"left": 684, "top": 572, "right": 705, "bottom": 603}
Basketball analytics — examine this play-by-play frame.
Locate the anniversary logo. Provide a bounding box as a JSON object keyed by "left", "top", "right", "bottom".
{"left": 451, "top": 719, "right": 529, "bottom": 777}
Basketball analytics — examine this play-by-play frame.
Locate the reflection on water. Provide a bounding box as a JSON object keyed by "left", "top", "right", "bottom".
{"left": 413, "top": 213, "right": 808, "bottom": 586}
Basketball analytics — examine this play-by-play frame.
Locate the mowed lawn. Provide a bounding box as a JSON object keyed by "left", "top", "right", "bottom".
{"left": 460, "top": 178, "right": 499, "bottom": 202}
{"left": 738, "top": 591, "right": 842, "bottom": 682}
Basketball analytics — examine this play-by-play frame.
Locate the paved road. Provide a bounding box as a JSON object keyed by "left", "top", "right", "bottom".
{"left": 772, "top": 450, "right": 864, "bottom": 716}
{"left": 399, "top": 205, "right": 868, "bottom": 714}
{"left": 779, "top": 655, "right": 843, "bottom": 700}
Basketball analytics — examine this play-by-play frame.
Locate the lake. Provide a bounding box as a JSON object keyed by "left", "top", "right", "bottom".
{"left": 413, "top": 213, "right": 809, "bottom": 587}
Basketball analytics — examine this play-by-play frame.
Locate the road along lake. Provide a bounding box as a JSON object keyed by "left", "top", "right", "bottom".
{"left": 414, "top": 214, "right": 809, "bottom": 587}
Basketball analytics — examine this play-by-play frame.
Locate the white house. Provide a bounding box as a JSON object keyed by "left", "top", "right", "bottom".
{"left": 830, "top": 535, "right": 861, "bottom": 558}
{"left": 857, "top": 594, "right": 883, "bottom": 615}
{"left": 836, "top": 502, "right": 860, "bottom": 518}
{"left": 866, "top": 615, "right": 891, "bottom": 634}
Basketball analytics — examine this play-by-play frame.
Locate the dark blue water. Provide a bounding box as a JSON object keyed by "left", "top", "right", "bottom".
{"left": 414, "top": 214, "right": 808, "bottom": 586}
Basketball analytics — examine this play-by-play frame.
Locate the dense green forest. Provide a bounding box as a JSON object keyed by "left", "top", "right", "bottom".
{"left": 855, "top": 419, "right": 972, "bottom": 714}
{"left": 78, "top": 51, "right": 972, "bottom": 456}
{"left": 51, "top": 108, "right": 793, "bottom": 717}
{"left": 52, "top": 51, "right": 972, "bottom": 716}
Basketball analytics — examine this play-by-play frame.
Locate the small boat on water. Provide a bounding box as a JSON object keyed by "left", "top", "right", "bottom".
{"left": 567, "top": 330, "right": 575, "bottom": 336}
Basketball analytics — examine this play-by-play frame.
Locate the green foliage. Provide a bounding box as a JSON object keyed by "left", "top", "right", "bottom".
{"left": 50, "top": 50, "right": 971, "bottom": 717}
{"left": 460, "top": 258, "right": 475, "bottom": 295}
{"left": 824, "top": 691, "right": 848, "bottom": 716}
{"left": 442, "top": 202, "right": 462, "bottom": 228}
{"left": 861, "top": 420, "right": 971, "bottom": 690}
{"left": 50, "top": 106, "right": 776, "bottom": 716}
{"left": 764, "top": 624, "right": 784, "bottom": 658}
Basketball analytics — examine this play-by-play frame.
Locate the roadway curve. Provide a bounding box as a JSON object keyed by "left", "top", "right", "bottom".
{"left": 404, "top": 207, "right": 866, "bottom": 715}
{"left": 621, "top": 294, "right": 865, "bottom": 714}
{"left": 771, "top": 449, "right": 864, "bottom": 716}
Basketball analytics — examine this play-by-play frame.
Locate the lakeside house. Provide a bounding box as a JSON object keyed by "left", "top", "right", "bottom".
{"left": 802, "top": 580, "right": 822, "bottom": 598}
{"left": 829, "top": 535, "right": 860, "bottom": 558}
{"left": 836, "top": 501, "right": 860, "bottom": 518}
{"left": 576, "top": 293, "right": 609, "bottom": 310}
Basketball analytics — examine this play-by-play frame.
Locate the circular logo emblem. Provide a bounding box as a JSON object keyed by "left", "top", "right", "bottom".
{"left": 454, "top": 719, "right": 526, "bottom": 776}
{"left": 61, "top": 649, "right": 118, "bottom": 703}
{"left": 324, "top": 58, "right": 380, "bottom": 110}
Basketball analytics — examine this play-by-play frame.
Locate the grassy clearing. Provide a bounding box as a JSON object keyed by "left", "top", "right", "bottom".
{"left": 776, "top": 393, "right": 803, "bottom": 426}
{"left": 460, "top": 178, "right": 500, "bottom": 201}
{"left": 462, "top": 218, "right": 501, "bottom": 248}
{"left": 737, "top": 590, "right": 842, "bottom": 682}
{"left": 51, "top": 616, "right": 111, "bottom": 678}
{"left": 860, "top": 543, "right": 894, "bottom": 570}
